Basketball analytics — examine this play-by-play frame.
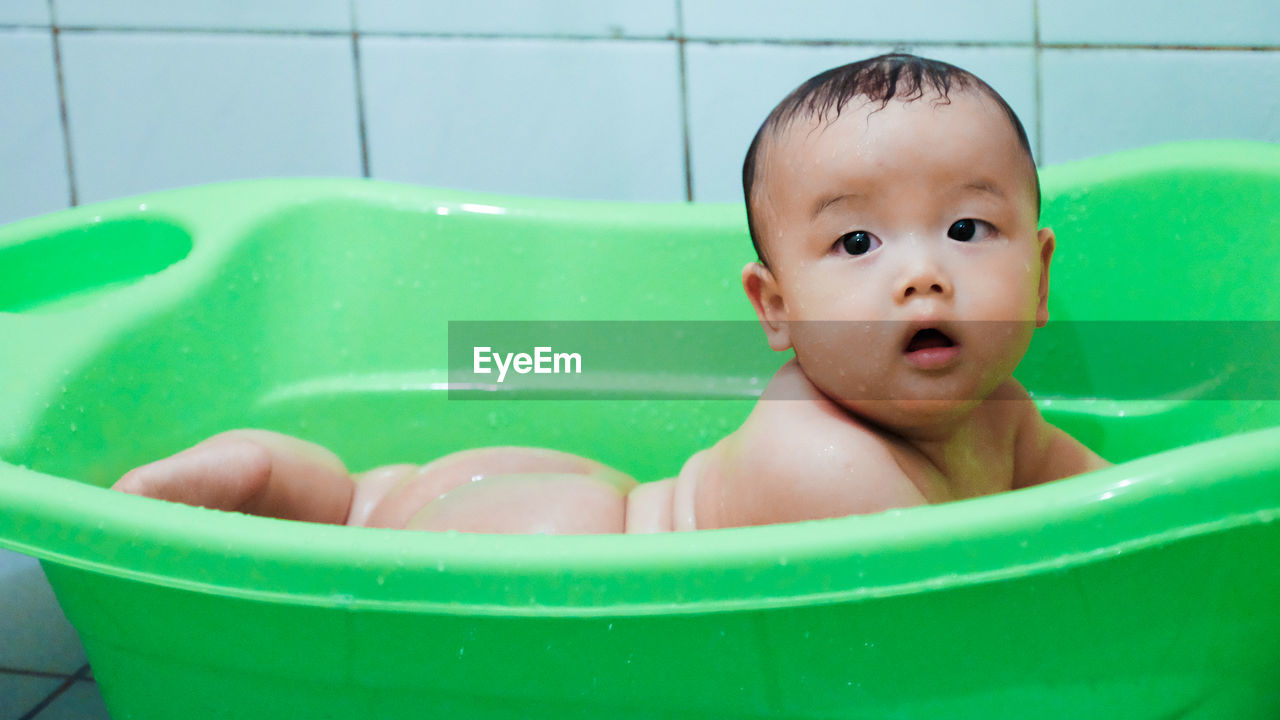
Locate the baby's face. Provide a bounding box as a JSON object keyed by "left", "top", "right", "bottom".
{"left": 745, "top": 89, "right": 1053, "bottom": 431}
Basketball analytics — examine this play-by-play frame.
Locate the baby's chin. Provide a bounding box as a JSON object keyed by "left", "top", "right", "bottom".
{"left": 805, "top": 368, "right": 999, "bottom": 437}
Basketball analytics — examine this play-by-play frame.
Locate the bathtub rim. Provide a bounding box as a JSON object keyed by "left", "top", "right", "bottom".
{"left": 1, "top": 424, "right": 1277, "bottom": 617}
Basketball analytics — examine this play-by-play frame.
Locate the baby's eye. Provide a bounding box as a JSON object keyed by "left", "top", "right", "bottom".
{"left": 947, "top": 219, "right": 995, "bottom": 242}
{"left": 836, "top": 230, "right": 881, "bottom": 256}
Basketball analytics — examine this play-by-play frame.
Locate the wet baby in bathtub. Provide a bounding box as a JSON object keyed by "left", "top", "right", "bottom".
{"left": 113, "top": 54, "right": 1109, "bottom": 532}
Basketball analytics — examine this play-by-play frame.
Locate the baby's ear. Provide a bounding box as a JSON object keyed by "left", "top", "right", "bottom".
{"left": 742, "top": 262, "right": 792, "bottom": 351}
{"left": 1035, "top": 228, "right": 1055, "bottom": 328}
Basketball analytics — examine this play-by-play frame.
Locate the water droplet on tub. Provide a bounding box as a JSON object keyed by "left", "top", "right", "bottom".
{"left": 436, "top": 560, "right": 445, "bottom": 571}
{"left": 376, "top": 575, "right": 386, "bottom": 586}
{"left": 69, "top": 423, "right": 77, "bottom": 432}
{"left": 332, "top": 300, "right": 344, "bottom": 310}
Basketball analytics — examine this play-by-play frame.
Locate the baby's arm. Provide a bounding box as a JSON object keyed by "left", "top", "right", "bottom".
{"left": 1017, "top": 421, "right": 1111, "bottom": 489}
{"left": 112, "top": 429, "right": 355, "bottom": 525}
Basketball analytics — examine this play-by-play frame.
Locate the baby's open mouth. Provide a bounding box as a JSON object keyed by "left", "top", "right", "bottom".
{"left": 904, "top": 328, "right": 956, "bottom": 353}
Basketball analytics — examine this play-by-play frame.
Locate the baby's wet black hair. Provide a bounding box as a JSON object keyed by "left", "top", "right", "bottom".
{"left": 742, "top": 53, "right": 1040, "bottom": 266}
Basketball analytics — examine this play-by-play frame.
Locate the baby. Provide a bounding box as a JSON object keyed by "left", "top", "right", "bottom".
{"left": 113, "top": 53, "right": 1109, "bottom": 533}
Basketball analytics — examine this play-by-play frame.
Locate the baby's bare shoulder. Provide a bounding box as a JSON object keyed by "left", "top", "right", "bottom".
{"left": 703, "top": 363, "right": 928, "bottom": 527}
{"left": 1009, "top": 387, "right": 1112, "bottom": 489}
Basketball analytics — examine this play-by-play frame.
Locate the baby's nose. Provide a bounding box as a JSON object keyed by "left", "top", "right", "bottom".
{"left": 896, "top": 263, "right": 953, "bottom": 303}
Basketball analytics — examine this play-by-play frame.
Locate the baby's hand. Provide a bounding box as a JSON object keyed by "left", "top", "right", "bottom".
{"left": 112, "top": 429, "right": 354, "bottom": 524}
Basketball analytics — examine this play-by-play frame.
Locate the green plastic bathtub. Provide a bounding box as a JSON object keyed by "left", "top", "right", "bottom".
{"left": 1, "top": 140, "right": 1278, "bottom": 719}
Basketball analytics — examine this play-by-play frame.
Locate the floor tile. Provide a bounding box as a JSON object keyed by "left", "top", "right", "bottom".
{"left": 0, "top": 672, "right": 63, "bottom": 718}
{"left": 0, "top": 550, "right": 89, "bottom": 676}
{"left": 25, "top": 679, "right": 109, "bottom": 720}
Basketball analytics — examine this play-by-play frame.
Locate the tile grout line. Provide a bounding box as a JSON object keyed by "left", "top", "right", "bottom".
{"left": 47, "top": 0, "right": 78, "bottom": 207}
{"left": 5, "top": 25, "right": 1276, "bottom": 52}
{"left": 1033, "top": 0, "right": 1045, "bottom": 164}
{"left": 351, "top": 38, "right": 371, "bottom": 178}
{"left": 675, "top": 0, "right": 694, "bottom": 202}
{"left": 17, "top": 663, "right": 91, "bottom": 720}
{"left": 0, "top": 667, "right": 78, "bottom": 680}
{"left": 348, "top": 0, "right": 370, "bottom": 178}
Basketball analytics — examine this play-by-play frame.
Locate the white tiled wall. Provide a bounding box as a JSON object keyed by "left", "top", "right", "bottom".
{"left": 1041, "top": 48, "right": 1280, "bottom": 164}
{"left": 59, "top": 31, "right": 364, "bottom": 205}
{"left": 1, "top": 0, "right": 1276, "bottom": 224}
{"left": 353, "top": 0, "right": 676, "bottom": 37}
{"left": 1039, "top": 0, "right": 1279, "bottom": 46}
{"left": 0, "top": 29, "right": 69, "bottom": 223}
{"left": 360, "top": 36, "right": 685, "bottom": 200}
{"left": 0, "top": 0, "right": 49, "bottom": 26}
{"left": 52, "top": 0, "right": 352, "bottom": 32}
{"left": 681, "top": 0, "right": 1034, "bottom": 43}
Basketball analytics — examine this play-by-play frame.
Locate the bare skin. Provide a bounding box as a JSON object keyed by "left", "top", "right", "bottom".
{"left": 115, "top": 432, "right": 637, "bottom": 534}
{"left": 113, "top": 84, "right": 1109, "bottom": 533}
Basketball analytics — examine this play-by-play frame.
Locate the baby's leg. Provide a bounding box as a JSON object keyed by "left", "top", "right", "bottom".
{"left": 112, "top": 429, "right": 354, "bottom": 525}
{"left": 406, "top": 473, "right": 630, "bottom": 534}
{"left": 623, "top": 449, "right": 707, "bottom": 533}
{"left": 347, "top": 464, "right": 420, "bottom": 527}
{"left": 361, "top": 447, "right": 634, "bottom": 530}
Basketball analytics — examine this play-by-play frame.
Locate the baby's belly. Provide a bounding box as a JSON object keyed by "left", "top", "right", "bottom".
{"left": 350, "top": 447, "right": 637, "bottom": 534}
